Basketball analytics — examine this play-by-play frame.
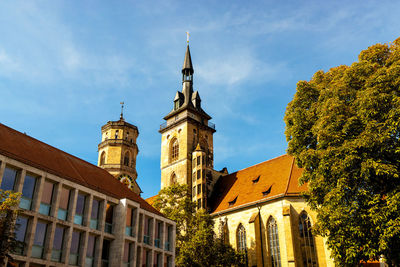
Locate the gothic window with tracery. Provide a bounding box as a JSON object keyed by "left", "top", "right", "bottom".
{"left": 237, "top": 224, "right": 247, "bottom": 252}
{"left": 171, "top": 138, "right": 179, "bottom": 162}
{"left": 267, "top": 217, "right": 281, "bottom": 267}
{"left": 299, "top": 212, "right": 318, "bottom": 267}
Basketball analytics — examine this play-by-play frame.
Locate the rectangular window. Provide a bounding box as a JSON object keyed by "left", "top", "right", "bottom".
{"left": 105, "top": 204, "right": 114, "bottom": 233}
{"left": 197, "top": 170, "right": 201, "bottom": 180}
{"left": 197, "top": 199, "right": 201, "bottom": 209}
{"left": 20, "top": 174, "right": 36, "bottom": 210}
{"left": 154, "top": 253, "right": 162, "bottom": 267}
{"left": 202, "top": 156, "right": 205, "bottom": 165}
{"left": 15, "top": 216, "right": 28, "bottom": 255}
{"left": 165, "top": 225, "right": 172, "bottom": 251}
{"left": 202, "top": 169, "right": 205, "bottom": 179}
{"left": 90, "top": 199, "right": 100, "bottom": 230}
{"left": 86, "top": 234, "right": 96, "bottom": 267}
{"left": 74, "top": 193, "right": 86, "bottom": 225}
{"left": 39, "top": 180, "right": 54, "bottom": 215}
{"left": 1, "top": 167, "right": 18, "bottom": 191}
{"left": 192, "top": 172, "right": 196, "bottom": 182}
{"left": 197, "top": 184, "right": 201, "bottom": 195}
{"left": 125, "top": 207, "right": 132, "bottom": 236}
{"left": 51, "top": 226, "right": 65, "bottom": 262}
{"left": 123, "top": 242, "right": 132, "bottom": 266}
{"left": 197, "top": 156, "right": 200, "bottom": 166}
{"left": 32, "top": 221, "right": 47, "bottom": 259}
{"left": 143, "top": 217, "right": 152, "bottom": 245}
{"left": 192, "top": 186, "right": 196, "bottom": 196}
{"left": 125, "top": 207, "right": 136, "bottom": 237}
{"left": 166, "top": 255, "right": 172, "bottom": 267}
{"left": 102, "top": 239, "right": 110, "bottom": 267}
{"left": 69, "top": 231, "right": 81, "bottom": 265}
{"left": 202, "top": 184, "right": 206, "bottom": 195}
{"left": 57, "top": 187, "right": 70, "bottom": 220}
{"left": 155, "top": 221, "right": 162, "bottom": 248}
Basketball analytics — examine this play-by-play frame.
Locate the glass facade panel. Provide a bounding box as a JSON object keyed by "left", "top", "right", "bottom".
{"left": 105, "top": 204, "right": 113, "bottom": 233}
{"left": 86, "top": 234, "right": 96, "bottom": 267}
{"left": 74, "top": 193, "right": 85, "bottom": 225}
{"left": 102, "top": 239, "right": 110, "bottom": 267}
{"left": 39, "top": 180, "right": 54, "bottom": 215}
{"left": 15, "top": 216, "right": 28, "bottom": 255}
{"left": 20, "top": 174, "right": 36, "bottom": 210}
{"left": 32, "top": 221, "right": 47, "bottom": 259}
{"left": 123, "top": 242, "right": 131, "bottom": 264}
{"left": 1, "top": 167, "right": 17, "bottom": 191}
{"left": 69, "top": 231, "right": 81, "bottom": 265}
{"left": 90, "top": 199, "right": 100, "bottom": 230}
{"left": 51, "top": 226, "right": 65, "bottom": 262}
{"left": 58, "top": 187, "right": 70, "bottom": 220}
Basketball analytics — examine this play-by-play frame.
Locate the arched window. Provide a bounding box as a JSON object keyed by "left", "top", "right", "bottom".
{"left": 170, "top": 173, "right": 177, "bottom": 185}
{"left": 100, "top": 152, "right": 106, "bottom": 166}
{"left": 123, "top": 151, "right": 130, "bottom": 166}
{"left": 170, "top": 138, "right": 179, "bottom": 162}
{"left": 299, "top": 212, "right": 318, "bottom": 267}
{"left": 237, "top": 224, "right": 247, "bottom": 252}
{"left": 267, "top": 217, "right": 281, "bottom": 267}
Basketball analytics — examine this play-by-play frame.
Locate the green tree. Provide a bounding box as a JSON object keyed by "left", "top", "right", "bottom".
{"left": 284, "top": 37, "right": 400, "bottom": 266}
{"left": 0, "top": 190, "right": 21, "bottom": 266}
{"left": 153, "top": 184, "right": 243, "bottom": 267}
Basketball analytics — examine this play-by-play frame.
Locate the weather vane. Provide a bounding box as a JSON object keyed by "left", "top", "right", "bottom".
{"left": 186, "top": 31, "right": 190, "bottom": 44}
{"left": 120, "top": 101, "right": 124, "bottom": 120}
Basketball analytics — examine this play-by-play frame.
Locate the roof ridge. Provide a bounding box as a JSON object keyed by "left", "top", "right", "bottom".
{"left": 224, "top": 154, "right": 289, "bottom": 177}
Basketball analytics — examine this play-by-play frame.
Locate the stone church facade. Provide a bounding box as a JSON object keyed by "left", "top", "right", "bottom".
{"left": 152, "top": 44, "right": 336, "bottom": 267}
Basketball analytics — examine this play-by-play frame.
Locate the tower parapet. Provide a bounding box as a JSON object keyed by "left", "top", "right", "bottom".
{"left": 98, "top": 117, "right": 141, "bottom": 195}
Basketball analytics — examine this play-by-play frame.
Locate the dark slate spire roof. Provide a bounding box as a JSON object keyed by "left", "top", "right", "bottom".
{"left": 182, "top": 45, "right": 194, "bottom": 74}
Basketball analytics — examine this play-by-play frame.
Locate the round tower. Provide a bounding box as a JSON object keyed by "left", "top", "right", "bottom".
{"left": 97, "top": 114, "right": 140, "bottom": 195}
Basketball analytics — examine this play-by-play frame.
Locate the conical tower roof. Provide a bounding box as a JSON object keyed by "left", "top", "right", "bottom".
{"left": 182, "top": 45, "right": 193, "bottom": 74}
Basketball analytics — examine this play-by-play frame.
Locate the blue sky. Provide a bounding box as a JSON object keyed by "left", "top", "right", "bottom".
{"left": 1, "top": 1, "right": 400, "bottom": 198}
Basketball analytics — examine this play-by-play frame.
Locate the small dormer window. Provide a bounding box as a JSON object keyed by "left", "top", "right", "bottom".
{"left": 262, "top": 186, "right": 272, "bottom": 196}
{"left": 228, "top": 196, "right": 238, "bottom": 207}
{"left": 174, "top": 100, "right": 180, "bottom": 110}
{"left": 115, "top": 130, "right": 119, "bottom": 139}
{"left": 252, "top": 176, "right": 260, "bottom": 184}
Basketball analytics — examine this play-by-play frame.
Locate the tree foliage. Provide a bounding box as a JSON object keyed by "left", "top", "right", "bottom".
{"left": 285, "top": 37, "right": 400, "bottom": 266}
{"left": 153, "top": 184, "right": 243, "bottom": 267}
{"left": 0, "top": 190, "right": 21, "bottom": 266}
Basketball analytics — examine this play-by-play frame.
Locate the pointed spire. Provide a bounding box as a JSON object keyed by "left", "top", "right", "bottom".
{"left": 182, "top": 45, "right": 194, "bottom": 74}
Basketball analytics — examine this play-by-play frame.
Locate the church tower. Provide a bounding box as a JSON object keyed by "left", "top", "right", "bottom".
{"left": 159, "top": 43, "right": 216, "bottom": 208}
{"left": 98, "top": 109, "right": 141, "bottom": 195}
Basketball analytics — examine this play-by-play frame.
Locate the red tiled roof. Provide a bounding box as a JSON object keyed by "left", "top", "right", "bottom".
{"left": 210, "top": 154, "right": 307, "bottom": 214}
{"left": 146, "top": 195, "right": 158, "bottom": 206}
{"left": 0, "top": 123, "right": 162, "bottom": 216}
